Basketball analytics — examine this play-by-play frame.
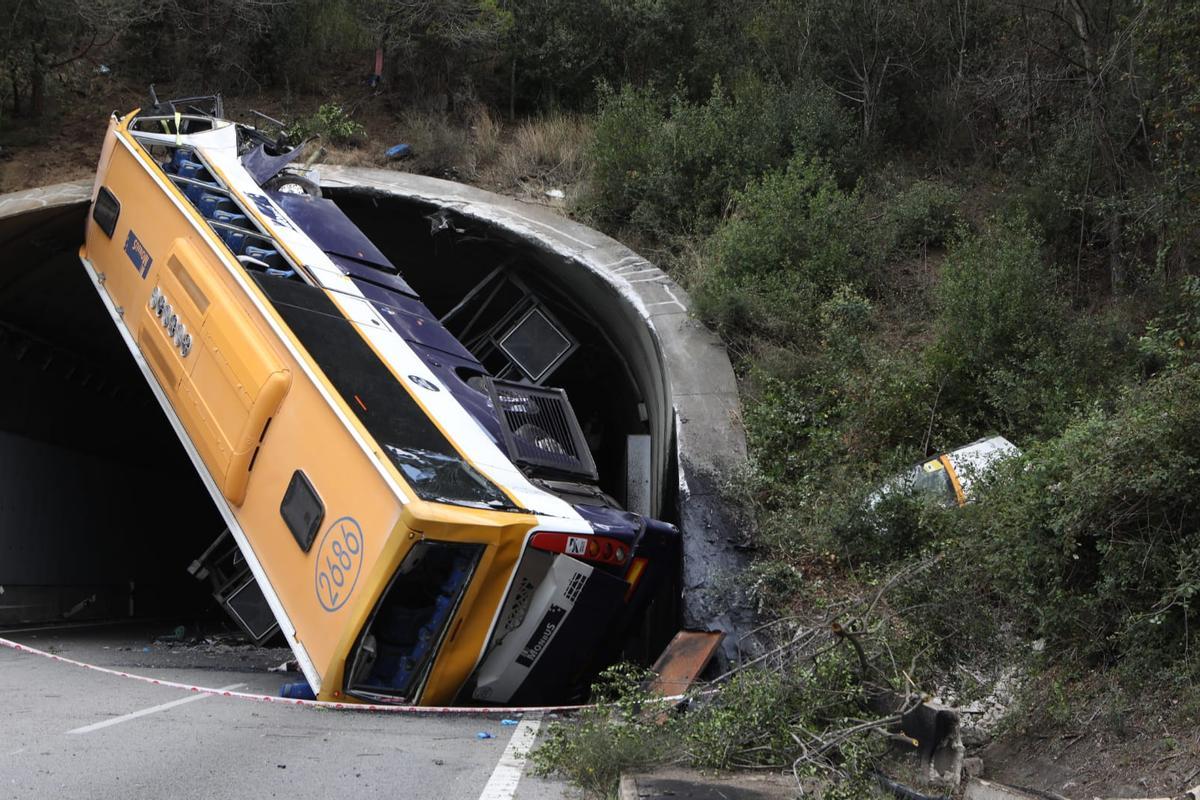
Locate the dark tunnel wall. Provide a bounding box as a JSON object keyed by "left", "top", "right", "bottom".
{"left": 0, "top": 200, "right": 222, "bottom": 624}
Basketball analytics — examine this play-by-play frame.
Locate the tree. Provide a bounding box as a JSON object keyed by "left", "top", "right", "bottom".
{"left": 1, "top": 0, "right": 156, "bottom": 118}
{"left": 357, "top": 0, "right": 512, "bottom": 109}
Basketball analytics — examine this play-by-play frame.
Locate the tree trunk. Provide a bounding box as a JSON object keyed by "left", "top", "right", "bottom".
{"left": 10, "top": 71, "right": 21, "bottom": 117}
{"left": 1069, "top": 0, "right": 1125, "bottom": 291}
{"left": 509, "top": 57, "right": 516, "bottom": 121}
{"left": 29, "top": 42, "right": 46, "bottom": 119}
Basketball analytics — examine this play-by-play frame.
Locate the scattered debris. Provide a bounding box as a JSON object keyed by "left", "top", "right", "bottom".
{"left": 279, "top": 682, "right": 315, "bottom": 700}
{"left": 156, "top": 625, "right": 187, "bottom": 643}
{"left": 268, "top": 659, "right": 298, "bottom": 673}
{"left": 875, "top": 770, "right": 953, "bottom": 800}
{"left": 476, "top": 732, "right": 494, "bottom": 740}
{"left": 62, "top": 594, "right": 97, "bottom": 620}
{"left": 500, "top": 719, "right": 519, "bottom": 726}
{"left": 385, "top": 143, "right": 412, "bottom": 159}
{"left": 545, "top": 189, "right": 565, "bottom": 200}
{"left": 646, "top": 630, "right": 724, "bottom": 698}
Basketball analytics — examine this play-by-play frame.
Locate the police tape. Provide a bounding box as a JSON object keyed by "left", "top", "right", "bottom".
{"left": 0, "top": 635, "right": 686, "bottom": 715}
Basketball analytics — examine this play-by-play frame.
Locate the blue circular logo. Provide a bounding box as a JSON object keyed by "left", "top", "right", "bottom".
{"left": 314, "top": 516, "right": 364, "bottom": 612}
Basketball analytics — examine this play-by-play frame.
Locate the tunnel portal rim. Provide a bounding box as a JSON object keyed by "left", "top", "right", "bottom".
{"left": 0, "top": 174, "right": 754, "bottom": 650}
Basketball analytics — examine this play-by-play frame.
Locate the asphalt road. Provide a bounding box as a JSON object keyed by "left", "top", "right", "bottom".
{"left": 0, "top": 623, "right": 573, "bottom": 800}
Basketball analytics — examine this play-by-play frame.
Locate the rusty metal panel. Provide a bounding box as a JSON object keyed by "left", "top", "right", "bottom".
{"left": 647, "top": 630, "right": 724, "bottom": 697}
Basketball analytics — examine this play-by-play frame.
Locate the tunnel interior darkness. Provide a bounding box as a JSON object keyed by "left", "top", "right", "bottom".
{"left": 0, "top": 203, "right": 223, "bottom": 625}
{"left": 0, "top": 190, "right": 665, "bottom": 633}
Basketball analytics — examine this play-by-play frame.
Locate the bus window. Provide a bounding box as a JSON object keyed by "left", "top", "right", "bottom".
{"left": 250, "top": 273, "right": 515, "bottom": 510}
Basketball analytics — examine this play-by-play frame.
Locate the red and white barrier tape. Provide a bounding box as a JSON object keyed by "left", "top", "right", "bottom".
{"left": 0, "top": 635, "right": 684, "bottom": 715}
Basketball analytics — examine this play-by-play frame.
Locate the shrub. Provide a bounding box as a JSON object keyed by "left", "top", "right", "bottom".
{"left": 692, "top": 155, "right": 865, "bottom": 346}
{"left": 584, "top": 78, "right": 858, "bottom": 237}
{"left": 533, "top": 654, "right": 876, "bottom": 795}
{"left": 288, "top": 103, "right": 366, "bottom": 146}
{"left": 393, "top": 109, "right": 473, "bottom": 177}
{"left": 943, "top": 364, "right": 1200, "bottom": 670}
{"left": 925, "top": 218, "right": 1119, "bottom": 437}
{"left": 531, "top": 664, "right": 671, "bottom": 797}
{"left": 1138, "top": 275, "right": 1200, "bottom": 373}
{"left": 880, "top": 179, "right": 962, "bottom": 255}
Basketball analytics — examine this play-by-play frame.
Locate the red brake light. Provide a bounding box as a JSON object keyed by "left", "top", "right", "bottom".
{"left": 529, "top": 532, "right": 631, "bottom": 566}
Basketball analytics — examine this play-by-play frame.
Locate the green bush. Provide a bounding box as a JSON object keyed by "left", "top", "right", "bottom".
{"left": 531, "top": 664, "right": 670, "bottom": 797}
{"left": 533, "top": 653, "right": 876, "bottom": 794}
{"left": 926, "top": 218, "right": 1120, "bottom": 437}
{"left": 584, "top": 78, "right": 858, "bottom": 237}
{"left": 939, "top": 364, "right": 1200, "bottom": 670}
{"left": 1138, "top": 275, "right": 1200, "bottom": 373}
{"left": 880, "top": 179, "right": 962, "bottom": 254}
{"left": 692, "top": 155, "right": 865, "bottom": 346}
{"left": 288, "top": 103, "right": 366, "bottom": 146}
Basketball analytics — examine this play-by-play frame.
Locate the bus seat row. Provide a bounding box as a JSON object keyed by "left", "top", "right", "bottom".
{"left": 160, "top": 148, "right": 291, "bottom": 273}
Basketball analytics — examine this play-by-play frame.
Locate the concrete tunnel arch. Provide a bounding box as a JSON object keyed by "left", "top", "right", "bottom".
{"left": 0, "top": 172, "right": 755, "bottom": 659}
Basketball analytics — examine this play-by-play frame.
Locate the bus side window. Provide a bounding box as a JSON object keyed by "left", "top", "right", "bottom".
{"left": 281, "top": 470, "right": 324, "bottom": 552}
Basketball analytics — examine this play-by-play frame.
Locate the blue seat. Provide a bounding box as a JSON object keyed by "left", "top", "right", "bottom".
{"left": 219, "top": 227, "right": 247, "bottom": 254}
{"left": 242, "top": 244, "right": 282, "bottom": 266}
{"left": 184, "top": 182, "right": 211, "bottom": 203}
{"left": 242, "top": 244, "right": 277, "bottom": 260}
{"left": 212, "top": 209, "right": 249, "bottom": 228}
{"left": 165, "top": 149, "right": 194, "bottom": 174}
{"left": 197, "top": 193, "right": 234, "bottom": 219}
{"left": 177, "top": 161, "right": 211, "bottom": 182}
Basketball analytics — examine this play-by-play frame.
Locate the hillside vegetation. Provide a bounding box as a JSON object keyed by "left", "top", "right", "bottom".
{"left": 4, "top": 0, "right": 1200, "bottom": 794}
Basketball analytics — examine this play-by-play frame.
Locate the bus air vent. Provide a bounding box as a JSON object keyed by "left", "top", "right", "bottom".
{"left": 482, "top": 377, "right": 598, "bottom": 480}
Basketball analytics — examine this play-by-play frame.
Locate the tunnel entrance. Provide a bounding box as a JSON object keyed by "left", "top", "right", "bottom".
{"left": 0, "top": 185, "right": 675, "bottom": 666}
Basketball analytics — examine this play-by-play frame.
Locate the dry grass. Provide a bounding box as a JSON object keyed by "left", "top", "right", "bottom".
{"left": 481, "top": 113, "right": 591, "bottom": 202}
{"left": 469, "top": 106, "right": 504, "bottom": 173}
{"left": 392, "top": 109, "right": 474, "bottom": 179}
{"left": 320, "top": 142, "right": 386, "bottom": 168}
{"left": 310, "top": 107, "right": 593, "bottom": 208}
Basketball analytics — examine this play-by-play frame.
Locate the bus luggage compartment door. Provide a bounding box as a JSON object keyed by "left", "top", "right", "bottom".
{"left": 143, "top": 238, "right": 291, "bottom": 505}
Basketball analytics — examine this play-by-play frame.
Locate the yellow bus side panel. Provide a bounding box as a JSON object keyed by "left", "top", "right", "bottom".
{"left": 83, "top": 130, "right": 414, "bottom": 694}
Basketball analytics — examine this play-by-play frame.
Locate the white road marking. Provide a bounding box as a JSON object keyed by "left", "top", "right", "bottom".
{"left": 67, "top": 683, "right": 244, "bottom": 735}
{"left": 477, "top": 714, "right": 542, "bottom": 800}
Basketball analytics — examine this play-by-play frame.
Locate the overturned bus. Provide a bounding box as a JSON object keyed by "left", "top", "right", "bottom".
{"left": 77, "top": 95, "right": 679, "bottom": 706}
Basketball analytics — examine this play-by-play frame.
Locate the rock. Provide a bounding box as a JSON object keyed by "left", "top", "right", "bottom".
{"left": 964, "top": 757, "right": 985, "bottom": 778}
{"left": 961, "top": 727, "right": 994, "bottom": 748}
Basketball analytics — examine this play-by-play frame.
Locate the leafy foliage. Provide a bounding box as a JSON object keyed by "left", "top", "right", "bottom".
{"left": 692, "top": 156, "right": 865, "bottom": 345}
{"left": 288, "top": 103, "right": 366, "bottom": 145}
{"left": 533, "top": 651, "right": 878, "bottom": 797}
{"left": 903, "top": 362, "right": 1200, "bottom": 671}
{"left": 585, "top": 79, "right": 857, "bottom": 237}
